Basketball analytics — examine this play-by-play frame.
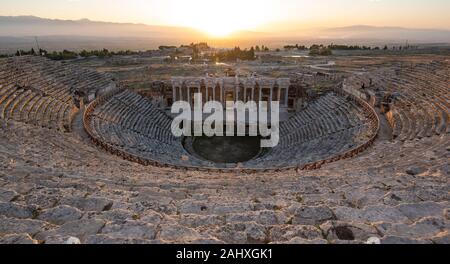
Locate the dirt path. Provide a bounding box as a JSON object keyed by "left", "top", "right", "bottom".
{"left": 71, "top": 106, "right": 92, "bottom": 143}
{"left": 375, "top": 108, "right": 393, "bottom": 141}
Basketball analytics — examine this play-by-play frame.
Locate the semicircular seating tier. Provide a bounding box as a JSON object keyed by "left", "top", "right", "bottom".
{"left": 84, "top": 89, "right": 379, "bottom": 171}
{"left": 0, "top": 56, "right": 115, "bottom": 132}
{"left": 244, "top": 91, "right": 378, "bottom": 169}
{"left": 84, "top": 89, "right": 216, "bottom": 168}
{"left": 350, "top": 60, "right": 449, "bottom": 141}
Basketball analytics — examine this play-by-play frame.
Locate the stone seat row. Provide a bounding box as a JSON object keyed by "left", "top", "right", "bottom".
{"left": 0, "top": 83, "right": 71, "bottom": 131}
{"left": 87, "top": 90, "right": 215, "bottom": 167}
{"left": 376, "top": 63, "right": 449, "bottom": 140}
{"left": 1, "top": 58, "right": 112, "bottom": 108}
{"left": 279, "top": 92, "right": 369, "bottom": 144}
{"left": 245, "top": 126, "right": 364, "bottom": 168}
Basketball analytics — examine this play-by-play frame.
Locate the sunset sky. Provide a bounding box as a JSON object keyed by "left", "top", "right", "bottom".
{"left": 1, "top": 0, "right": 450, "bottom": 36}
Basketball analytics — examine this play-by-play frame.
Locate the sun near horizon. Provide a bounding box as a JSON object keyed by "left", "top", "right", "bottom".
{"left": 2, "top": 0, "right": 450, "bottom": 38}
{"left": 166, "top": 0, "right": 275, "bottom": 37}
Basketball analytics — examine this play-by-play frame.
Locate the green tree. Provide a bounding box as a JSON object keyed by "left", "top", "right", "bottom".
{"left": 249, "top": 47, "right": 255, "bottom": 60}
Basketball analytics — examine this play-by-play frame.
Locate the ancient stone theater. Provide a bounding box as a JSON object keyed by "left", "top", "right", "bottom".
{"left": 0, "top": 55, "right": 448, "bottom": 244}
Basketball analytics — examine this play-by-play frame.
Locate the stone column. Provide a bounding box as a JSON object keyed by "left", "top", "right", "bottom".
{"left": 251, "top": 87, "right": 255, "bottom": 101}
{"left": 220, "top": 84, "right": 223, "bottom": 104}
{"left": 187, "top": 87, "right": 190, "bottom": 106}
{"left": 269, "top": 87, "right": 273, "bottom": 102}
{"left": 259, "top": 87, "right": 262, "bottom": 102}
{"left": 213, "top": 85, "right": 216, "bottom": 101}
{"left": 269, "top": 87, "right": 273, "bottom": 110}
{"left": 277, "top": 86, "right": 281, "bottom": 102}
{"left": 206, "top": 86, "right": 209, "bottom": 101}
{"left": 179, "top": 87, "right": 183, "bottom": 101}
{"left": 244, "top": 87, "right": 247, "bottom": 103}
{"left": 284, "top": 87, "right": 289, "bottom": 107}
{"left": 173, "top": 85, "right": 176, "bottom": 101}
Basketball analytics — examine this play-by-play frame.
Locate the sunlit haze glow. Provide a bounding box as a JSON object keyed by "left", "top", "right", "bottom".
{"left": 167, "top": 0, "right": 280, "bottom": 36}
{"left": 1, "top": 0, "right": 450, "bottom": 36}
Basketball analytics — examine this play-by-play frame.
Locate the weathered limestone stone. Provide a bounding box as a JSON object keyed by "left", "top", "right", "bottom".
{"left": 0, "top": 202, "right": 35, "bottom": 219}
{"left": 59, "top": 197, "right": 113, "bottom": 212}
{"left": 430, "top": 231, "right": 450, "bottom": 244}
{"left": 376, "top": 217, "right": 447, "bottom": 239}
{"left": 158, "top": 215, "right": 179, "bottom": 226}
{"left": 45, "top": 235, "right": 79, "bottom": 244}
{"left": 158, "top": 224, "right": 201, "bottom": 242}
{"left": 88, "top": 209, "right": 134, "bottom": 223}
{"left": 405, "top": 166, "right": 426, "bottom": 175}
{"left": 256, "top": 210, "right": 288, "bottom": 225}
{"left": 0, "top": 233, "right": 39, "bottom": 244}
{"left": 85, "top": 234, "right": 162, "bottom": 244}
{"left": 269, "top": 225, "right": 323, "bottom": 242}
{"left": 380, "top": 236, "right": 430, "bottom": 244}
{"left": 414, "top": 187, "right": 448, "bottom": 203}
{"left": 439, "top": 164, "right": 450, "bottom": 176}
{"left": 212, "top": 203, "right": 253, "bottom": 215}
{"left": 24, "top": 193, "right": 59, "bottom": 209}
{"left": 179, "top": 214, "right": 225, "bottom": 228}
{"left": 131, "top": 196, "right": 176, "bottom": 214}
{"left": 292, "top": 205, "right": 335, "bottom": 225}
{"left": 382, "top": 191, "right": 422, "bottom": 206}
{"left": 0, "top": 216, "right": 49, "bottom": 236}
{"left": 178, "top": 201, "right": 210, "bottom": 214}
{"left": 47, "top": 219, "right": 106, "bottom": 240}
{"left": 244, "top": 222, "right": 268, "bottom": 243}
{"left": 83, "top": 208, "right": 147, "bottom": 224}
{"left": 279, "top": 237, "right": 328, "bottom": 244}
{"left": 0, "top": 188, "right": 19, "bottom": 202}
{"left": 65, "top": 237, "right": 81, "bottom": 244}
{"left": 225, "top": 213, "right": 257, "bottom": 223}
{"left": 139, "top": 210, "right": 164, "bottom": 224}
{"left": 224, "top": 210, "right": 287, "bottom": 225}
{"left": 365, "top": 237, "right": 382, "bottom": 244}
{"left": 396, "top": 202, "right": 448, "bottom": 221}
{"left": 334, "top": 205, "right": 410, "bottom": 223}
{"left": 252, "top": 199, "right": 289, "bottom": 212}
{"left": 208, "top": 225, "right": 246, "bottom": 243}
{"left": 320, "top": 221, "right": 379, "bottom": 241}
{"left": 101, "top": 220, "right": 156, "bottom": 240}
{"left": 207, "top": 222, "right": 267, "bottom": 244}
{"left": 344, "top": 188, "right": 386, "bottom": 208}
{"left": 37, "top": 205, "right": 83, "bottom": 225}
{"left": 330, "top": 239, "right": 363, "bottom": 244}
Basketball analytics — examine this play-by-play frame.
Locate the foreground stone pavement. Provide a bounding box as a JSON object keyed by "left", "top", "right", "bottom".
{"left": 0, "top": 120, "right": 448, "bottom": 244}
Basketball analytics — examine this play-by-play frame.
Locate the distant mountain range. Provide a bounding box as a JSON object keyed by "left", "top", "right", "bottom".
{"left": 319, "top": 25, "right": 450, "bottom": 42}
{"left": 0, "top": 16, "right": 449, "bottom": 52}
{"left": 0, "top": 16, "right": 205, "bottom": 39}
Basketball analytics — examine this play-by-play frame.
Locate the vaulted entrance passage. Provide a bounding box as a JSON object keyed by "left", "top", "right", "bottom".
{"left": 186, "top": 135, "right": 262, "bottom": 164}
